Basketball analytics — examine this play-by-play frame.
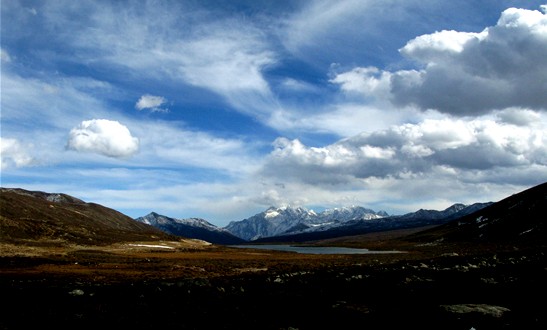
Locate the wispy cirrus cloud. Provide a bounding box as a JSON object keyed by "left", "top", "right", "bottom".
{"left": 29, "top": 0, "right": 279, "bottom": 120}
{"left": 129, "top": 120, "right": 261, "bottom": 176}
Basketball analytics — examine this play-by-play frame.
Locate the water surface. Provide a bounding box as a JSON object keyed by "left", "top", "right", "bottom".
{"left": 231, "top": 244, "right": 402, "bottom": 255}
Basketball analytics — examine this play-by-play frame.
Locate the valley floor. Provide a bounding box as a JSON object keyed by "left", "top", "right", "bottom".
{"left": 0, "top": 241, "right": 545, "bottom": 330}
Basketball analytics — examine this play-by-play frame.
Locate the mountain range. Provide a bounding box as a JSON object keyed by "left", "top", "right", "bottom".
{"left": 135, "top": 212, "right": 245, "bottom": 245}
{"left": 2, "top": 182, "right": 545, "bottom": 246}
{"left": 251, "top": 202, "right": 492, "bottom": 243}
{"left": 136, "top": 202, "right": 492, "bottom": 243}
{"left": 224, "top": 205, "right": 388, "bottom": 241}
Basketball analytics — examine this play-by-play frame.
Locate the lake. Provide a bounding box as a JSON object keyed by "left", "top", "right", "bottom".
{"left": 230, "top": 244, "right": 403, "bottom": 255}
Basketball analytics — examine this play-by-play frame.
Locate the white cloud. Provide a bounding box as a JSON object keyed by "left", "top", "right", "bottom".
{"left": 260, "top": 116, "right": 547, "bottom": 185}
{"left": 330, "top": 6, "right": 547, "bottom": 116}
{"left": 0, "top": 138, "right": 34, "bottom": 169}
{"left": 283, "top": 0, "right": 395, "bottom": 60}
{"left": 177, "top": 24, "right": 275, "bottom": 97}
{"left": 279, "top": 78, "right": 321, "bottom": 93}
{"left": 67, "top": 119, "right": 139, "bottom": 158}
{"left": 3, "top": 1, "right": 546, "bottom": 224}
{"left": 135, "top": 94, "right": 168, "bottom": 112}
{"left": 0, "top": 71, "right": 115, "bottom": 130}
{"left": 329, "top": 66, "right": 391, "bottom": 98}
{"left": 401, "top": 6, "right": 547, "bottom": 114}
{"left": 133, "top": 122, "right": 261, "bottom": 176}
{"left": 166, "top": 21, "right": 280, "bottom": 120}
{"left": 253, "top": 114, "right": 547, "bottom": 215}
{"left": 42, "top": 2, "right": 278, "bottom": 120}
{"left": 496, "top": 108, "right": 542, "bottom": 126}
{"left": 401, "top": 30, "right": 483, "bottom": 58}
{"left": 282, "top": 0, "right": 477, "bottom": 69}
{"left": 267, "top": 103, "right": 425, "bottom": 138}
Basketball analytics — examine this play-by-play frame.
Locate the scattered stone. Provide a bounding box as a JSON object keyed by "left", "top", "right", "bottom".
{"left": 480, "top": 277, "right": 498, "bottom": 284}
{"left": 441, "top": 304, "right": 510, "bottom": 318}
{"left": 68, "top": 289, "right": 85, "bottom": 296}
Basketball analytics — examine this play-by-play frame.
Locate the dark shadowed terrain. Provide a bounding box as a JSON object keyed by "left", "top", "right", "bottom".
{"left": 0, "top": 184, "right": 545, "bottom": 329}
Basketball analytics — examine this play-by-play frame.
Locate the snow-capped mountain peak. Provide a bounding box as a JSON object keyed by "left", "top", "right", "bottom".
{"left": 265, "top": 208, "right": 281, "bottom": 219}
{"left": 225, "top": 205, "right": 388, "bottom": 241}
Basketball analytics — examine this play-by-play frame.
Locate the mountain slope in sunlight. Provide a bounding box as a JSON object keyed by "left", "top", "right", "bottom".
{"left": 0, "top": 188, "right": 175, "bottom": 246}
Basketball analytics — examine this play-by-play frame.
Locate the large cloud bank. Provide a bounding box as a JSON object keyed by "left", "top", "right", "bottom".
{"left": 67, "top": 119, "right": 139, "bottom": 158}
{"left": 331, "top": 6, "right": 547, "bottom": 115}
{"left": 263, "top": 116, "right": 547, "bottom": 185}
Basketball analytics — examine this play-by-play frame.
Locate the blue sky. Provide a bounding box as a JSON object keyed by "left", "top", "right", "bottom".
{"left": 1, "top": 0, "right": 546, "bottom": 226}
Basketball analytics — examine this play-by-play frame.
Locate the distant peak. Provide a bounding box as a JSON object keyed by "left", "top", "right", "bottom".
{"left": 445, "top": 203, "right": 467, "bottom": 212}
{"left": 267, "top": 205, "right": 309, "bottom": 212}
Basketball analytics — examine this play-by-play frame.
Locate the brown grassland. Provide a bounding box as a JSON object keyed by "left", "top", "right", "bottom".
{"left": 1, "top": 231, "right": 545, "bottom": 330}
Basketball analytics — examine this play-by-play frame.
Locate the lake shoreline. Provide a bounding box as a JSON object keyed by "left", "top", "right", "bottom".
{"left": 229, "top": 244, "right": 404, "bottom": 254}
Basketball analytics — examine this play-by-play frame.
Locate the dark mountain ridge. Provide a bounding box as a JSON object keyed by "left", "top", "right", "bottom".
{"left": 408, "top": 182, "right": 547, "bottom": 245}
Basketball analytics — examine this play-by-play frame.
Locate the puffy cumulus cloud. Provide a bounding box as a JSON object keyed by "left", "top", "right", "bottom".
{"left": 67, "top": 119, "right": 139, "bottom": 158}
{"left": 135, "top": 94, "right": 168, "bottom": 112}
{"left": 330, "top": 6, "right": 547, "bottom": 115}
{"left": 0, "top": 138, "right": 34, "bottom": 169}
{"left": 400, "top": 30, "right": 483, "bottom": 60}
{"left": 263, "top": 137, "right": 403, "bottom": 185}
{"left": 261, "top": 117, "right": 547, "bottom": 185}
{"left": 329, "top": 66, "right": 391, "bottom": 98}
